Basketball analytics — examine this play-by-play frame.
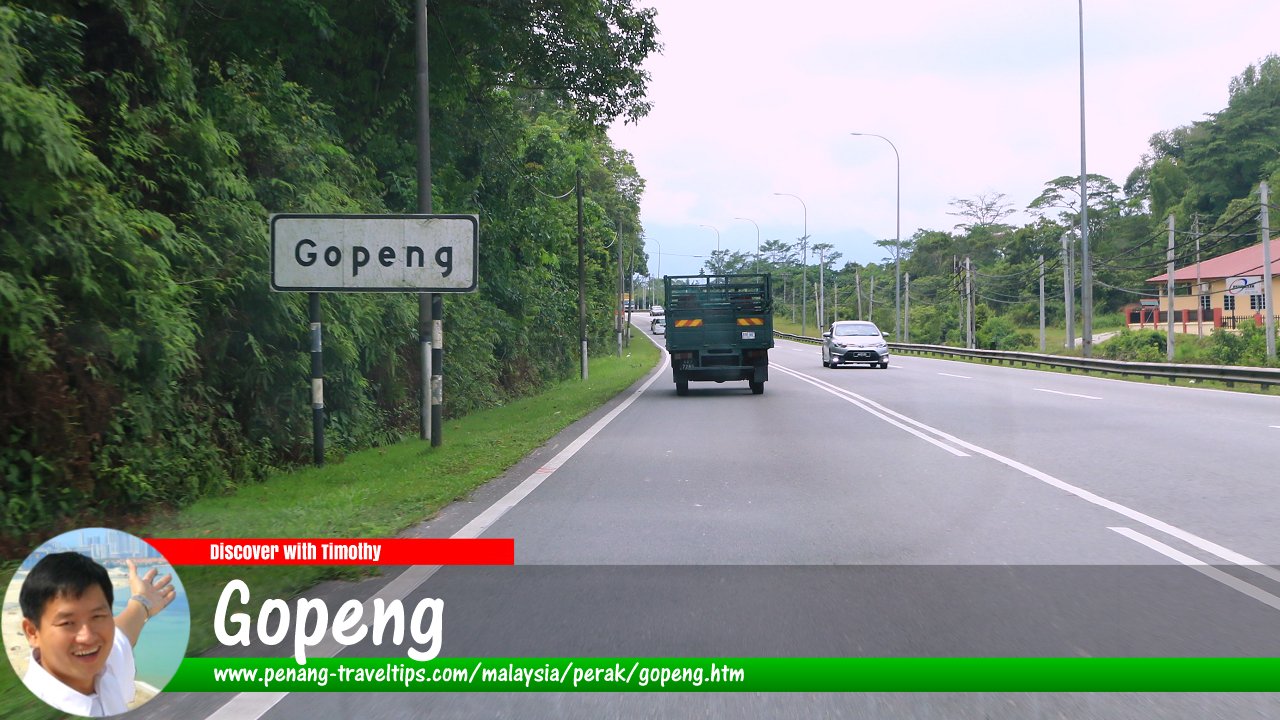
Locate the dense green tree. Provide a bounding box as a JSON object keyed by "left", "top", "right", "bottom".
{"left": 0, "top": 0, "right": 659, "bottom": 550}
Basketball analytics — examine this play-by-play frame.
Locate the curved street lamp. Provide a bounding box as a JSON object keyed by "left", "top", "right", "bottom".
{"left": 1077, "top": 0, "right": 1093, "bottom": 357}
{"left": 850, "top": 132, "right": 901, "bottom": 341}
{"left": 699, "top": 224, "right": 721, "bottom": 273}
{"left": 733, "top": 217, "right": 761, "bottom": 273}
{"left": 773, "top": 193, "right": 809, "bottom": 337}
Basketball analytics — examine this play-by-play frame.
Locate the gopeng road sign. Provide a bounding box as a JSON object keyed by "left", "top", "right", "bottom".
{"left": 271, "top": 214, "right": 478, "bottom": 292}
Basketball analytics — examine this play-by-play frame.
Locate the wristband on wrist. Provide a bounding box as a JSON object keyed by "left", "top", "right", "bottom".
{"left": 130, "top": 594, "right": 153, "bottom": 619}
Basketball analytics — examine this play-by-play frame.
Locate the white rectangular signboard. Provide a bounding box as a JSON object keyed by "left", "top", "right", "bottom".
{"left": 271, "top": 214, "right": 478, "bottom": 292}
{"left": 1226, "top": 276, "right": 1262, "bottom": 296}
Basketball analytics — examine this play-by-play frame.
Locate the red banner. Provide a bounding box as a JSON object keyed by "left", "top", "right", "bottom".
{"left": 145, "top": 538, "right": 513, "bottom": 566}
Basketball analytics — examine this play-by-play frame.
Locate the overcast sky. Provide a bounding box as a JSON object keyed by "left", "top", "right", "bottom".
{"left": 607, "top": 1, "right": 1280, "bottom": 278}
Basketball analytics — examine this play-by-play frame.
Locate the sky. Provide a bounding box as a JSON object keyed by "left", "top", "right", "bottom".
{"left": 607, "top": 1, "right": 1280, "bottom": 279}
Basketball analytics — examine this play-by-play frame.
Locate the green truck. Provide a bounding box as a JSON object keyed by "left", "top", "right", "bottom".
{"left": 663, "top": 273, "right": 774, "bottom": 395}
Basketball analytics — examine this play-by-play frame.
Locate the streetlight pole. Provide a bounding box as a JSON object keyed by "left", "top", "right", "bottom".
{"left": 774, "top": 193, "right": 808, "bottom": 337}
{"left": 850, "top": 132, "right": 901, "bottom": 341}
{"left": 734, "top": 217, "right": 761, "bottom": 273}
{"left": 1077, "top": 0, "right": 1093, "bottom": 357}
{"left": 699, "top": 224, "right": 721, "bottom": 273}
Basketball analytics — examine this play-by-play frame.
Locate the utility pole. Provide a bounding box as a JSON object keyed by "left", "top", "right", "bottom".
{"left": 956, "top": 256, "right": 962, "bottom": 344}
{"left": 1063, "top": 233, "right": 1075, "bottom": 350}
{"left": 965, "top": 256, "right": 974, "bottom": 349}
{"left": 1039, "top": 254, "right": 1046, "bottom": 352}
{"left": 817, "top": 246, "right": 826, "bottom": 330}
{"left": 801, "top": 238, "right": 809, "bottom": 337}
{"left": 869, "top": 275, "right": 875, "bottom": 319}
{"left": 1166, "top": 214, "right": 1176, "bottom": 362}
{"left": 577, "top": 170, "right": 587, "bottom": 379}
{"left": 617, "top": 220, "right": 624, "bottom": 357}
{"left": 625, "top": 248, "right": 635, "bottom": 347}
{"left": 1078, "top": 0, "right": 1093, "bottom": 358}
{"left": 1194, "top": 214, "right": 1203, "bottom": 338}
{"left": 1263, "top": 181, "right": 1276, "bottom": 360}
{"left": 855, "top": 268, "right": 863, "bottom": 320}
{"left": 904, "top": 273, "right": 910, "bottom": 342}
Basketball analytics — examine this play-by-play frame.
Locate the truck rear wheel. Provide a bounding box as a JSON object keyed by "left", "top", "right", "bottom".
{"left": 676, "top": 379, "right": 689, "bottom": 396}
{"left": 749, "top": 380, "right": 764, "bottom": 395}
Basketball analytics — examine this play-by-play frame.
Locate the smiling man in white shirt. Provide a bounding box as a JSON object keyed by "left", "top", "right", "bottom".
{"left": 19, "top": 551, "right": 176, "bottom": 717}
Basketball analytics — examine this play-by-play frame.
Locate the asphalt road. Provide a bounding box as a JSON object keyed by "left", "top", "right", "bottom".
{"left": 139, "top": 317, "right": 1280, "bottom": 719}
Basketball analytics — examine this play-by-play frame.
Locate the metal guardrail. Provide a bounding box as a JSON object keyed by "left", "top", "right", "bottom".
{"left": 774, "top": 332, "right": 1280, "bottom": 389}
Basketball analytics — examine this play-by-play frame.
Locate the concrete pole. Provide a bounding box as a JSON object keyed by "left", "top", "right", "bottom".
{"left": 1194, "top": 214, "right": 1203, "bottom": 338}
{"left": 617, "top": 220, "right": 624, "bottom": 357}
{"left": 801, "top": 238, "right": 808, "bottom": 337}
{"left": 904, "top": 272, "right": 910, "bottom": 342}
{"left": 1063, "top": 233, "right": 1075, "bottom": 350}
{"left": 1262, "top": 181, "right": 1276, "bottom": 360}
{"left": 956, "top": 256, "right": 963, "bottom": 344}
{"left": 855, "top": 268, "right": 863, "bottom": 319}
{"left": 1078, "top": 0, "right": 1093, "bottom": 358}
{"left": 818, "top": 246, "right": 825, "bottom": 329}
{"left": 577, "top": 171, "right": 587, "bottom": 379}
{"left": 965, "top": 256, "right": 973, "bottom": 349}
{"left": 1166, "top": 214, "right": 1176, "bottom": 362}
{"left": 1039, "top": 254, "right": 1046, "bottom": 352}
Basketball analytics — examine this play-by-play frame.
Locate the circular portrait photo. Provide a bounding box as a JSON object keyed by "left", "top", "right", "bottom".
{"left": 4, "top": 528, "right": 189, "bottom": 717}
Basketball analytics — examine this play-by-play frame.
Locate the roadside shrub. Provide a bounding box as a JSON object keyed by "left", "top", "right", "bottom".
{"left": 976, "top": 316, "right": 1033, "bottom": 350}
{"left": 1097, "top": 329, "right": 1165, "bottom": 362}
{"left": 1207, "top": 324, "right": 1278, "bottom": 367}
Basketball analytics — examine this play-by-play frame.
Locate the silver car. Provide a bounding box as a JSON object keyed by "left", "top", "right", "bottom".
{"left": 822, "top": 321, "right": 889, "bottom": 369}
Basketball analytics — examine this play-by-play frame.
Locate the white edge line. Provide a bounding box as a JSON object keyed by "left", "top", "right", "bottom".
{"left": 775, "top": 363, "right": 1280, "bottom": 585}
{"left": 205, "top": 693, "right": 289, "bottom": 720}
{"left": 774, "top": 365, "right": 968, "bottom": 457}
{"left": 1109, "top": 527, "right": 1280, "bottom": 613}
{"left": 1035, "top": 388, "right": 1102, "bottom": 400}
{"left": 830, "top": 379, "right": 1280, "bottom": 584}
{"left": 206, "top": 339, "right": 672, "bottom": 720}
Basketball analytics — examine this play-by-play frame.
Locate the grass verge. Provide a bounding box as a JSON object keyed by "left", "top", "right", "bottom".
{"left": 1, "top": 336, "right": 660, "bottom": 720}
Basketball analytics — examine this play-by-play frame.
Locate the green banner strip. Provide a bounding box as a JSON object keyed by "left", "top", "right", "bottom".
{"left": 167, "top": 657, "right": 1280, "bottom": 692}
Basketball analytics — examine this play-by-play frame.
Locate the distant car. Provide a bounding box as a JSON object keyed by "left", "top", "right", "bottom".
{"left": 650, "top": 305, "right": 664, "bottom": 317}
{"left": 822, "top": 321, "right": 889, "bottom": 369}
{"left": 651, "top": 317, "right": 666, "bottom": 335}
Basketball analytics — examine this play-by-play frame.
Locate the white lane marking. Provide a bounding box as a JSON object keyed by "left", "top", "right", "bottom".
{"left": 774, "top": 365, "right": 968, "bottom": 457}
{"left": 206, "top": 344, "right": 672, "bottom": 720}
{"left": 774, "top": 363, "right": 1280, "bottom": 584}
{"left": 1035, "top": 388, "right": 1102, "bottom": 400}
{"left": 938, "top": 372, "right": 971, "bottom": 379}
{"left": 1271, "top": 425, "right": 1280, "bottom": 429}
{"left": 1109, "top": 527, "right": 1280, "bottom": 613}
{"left": 456, "top": 353, "right": 668, "bottom": 538}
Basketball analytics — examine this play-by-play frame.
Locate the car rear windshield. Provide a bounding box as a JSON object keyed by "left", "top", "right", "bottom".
{"left": 833, "top": 324, "right": 880, "bottom": 337}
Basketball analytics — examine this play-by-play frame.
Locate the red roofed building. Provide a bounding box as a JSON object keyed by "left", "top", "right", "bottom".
{"left": 1134, "top": 237, "right": 1279, "bottom": 333}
